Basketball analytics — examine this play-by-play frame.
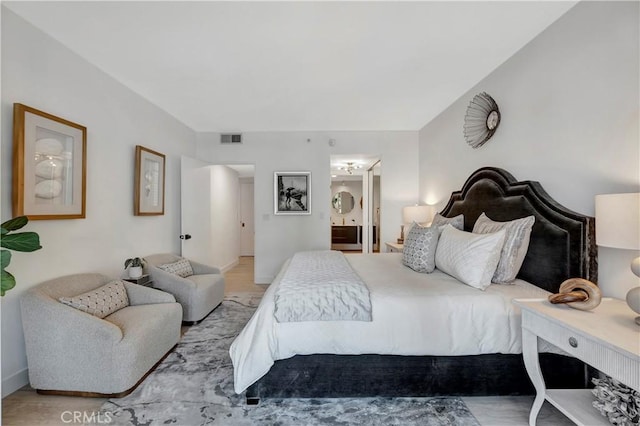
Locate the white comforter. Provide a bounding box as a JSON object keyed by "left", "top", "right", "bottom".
{"left": 229, "top": 253, "right": 550, "bottom": 394}
{"left": 274, "top": 250, "right": 372, "bottom": 322}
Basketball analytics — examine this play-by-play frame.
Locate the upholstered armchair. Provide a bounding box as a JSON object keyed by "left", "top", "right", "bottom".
{"left": 20, "top": 273, "right": 182, "bottom": 397}
{"left": 144, "top": 253, "right": 225, "bottom": 323}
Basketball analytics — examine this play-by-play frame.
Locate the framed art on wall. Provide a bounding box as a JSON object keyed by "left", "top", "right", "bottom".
{"left": 12, "top": 103, "right": 87, "bottom": 220}
{"left": 274, "top": 171, "right": 311, "bottom": 215}
{"left": 134, "top": 145, "right": 165, "bottom": 216}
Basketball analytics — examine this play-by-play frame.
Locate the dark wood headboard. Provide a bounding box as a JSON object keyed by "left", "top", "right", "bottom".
{"left": 439, "top": 167, "right": 597, "bottom": 293}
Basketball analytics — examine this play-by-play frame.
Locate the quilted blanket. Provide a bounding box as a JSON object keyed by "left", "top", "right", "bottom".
{"left": 273, "top": 250, "right": 372, "bottom": 322}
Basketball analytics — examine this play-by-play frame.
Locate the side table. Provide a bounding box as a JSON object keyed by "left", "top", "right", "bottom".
{"left": 123, "top": 274, "right": 154, "bottom": 287}
{"left": 514, "top": 298, "right": 639, "bottom": 426}
{"left": 385, "top": 242, "right": 404, "bottom": 253}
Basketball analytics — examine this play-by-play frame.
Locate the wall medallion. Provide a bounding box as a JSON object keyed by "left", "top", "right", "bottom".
{"left": 463, "top": 92, "right": 501, "bottom": 149}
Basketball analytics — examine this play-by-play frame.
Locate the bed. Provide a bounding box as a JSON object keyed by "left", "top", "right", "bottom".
{"left": 230, "top": 167, "right": 597, "bottom": 402}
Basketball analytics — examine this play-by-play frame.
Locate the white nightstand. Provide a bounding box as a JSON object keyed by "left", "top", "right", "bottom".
{"left": 385, "top": 242, "right": 403, "bottom": 253}
{"left": 514, "top": 298, "right": 640, "bottom": 426}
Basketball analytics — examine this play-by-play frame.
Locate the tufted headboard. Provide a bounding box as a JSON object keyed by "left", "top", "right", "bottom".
{"left": 439, "top": 167, "right": 597, "bottom": 293}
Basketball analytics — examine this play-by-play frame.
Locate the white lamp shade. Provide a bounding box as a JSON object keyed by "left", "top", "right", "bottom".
{"left": 595, "top": 193, "right": 640, "bottom": 250}
{"left": 403, "top": 205, "right": 432, "bottom": 225}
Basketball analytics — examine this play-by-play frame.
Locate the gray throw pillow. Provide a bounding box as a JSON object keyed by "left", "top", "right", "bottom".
{"left": 431, "top": 213, "right": 464, "bottom": 230}
{"left": 473, "top": 213, "right": 535, "bottom": 283}
{"left": 59, "top": 280, "right": 129, "bottom": 319}
{"left": 402, "top": 224, "right": 440, "bottom": 273}
{"left": 158, "top": 258, "right": 194, "bottom": 278}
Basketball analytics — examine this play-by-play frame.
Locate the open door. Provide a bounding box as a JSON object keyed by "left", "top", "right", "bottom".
{"left": 239, "top": 180, "right": 255, "bottom": 256}
{"left": 180, "top": 156, "right": 215, "bottom": 265}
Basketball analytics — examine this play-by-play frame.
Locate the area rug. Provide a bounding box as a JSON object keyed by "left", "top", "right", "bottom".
{"left": 100, "top": 293, "right": 480, "bottom": 426}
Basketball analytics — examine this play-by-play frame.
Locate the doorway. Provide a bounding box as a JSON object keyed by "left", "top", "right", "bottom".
{"left": 329, "top": 155, "right": 380, "bottom": 253}
{"left": 180, "top": 158, "right": 255, "bottom": 272}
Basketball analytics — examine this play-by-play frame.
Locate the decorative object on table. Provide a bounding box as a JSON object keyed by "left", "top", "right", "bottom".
{"left": 548, "top": 278, "right": 602, "bottom": 310}
{"left": 463, "top": 92, "right": 501, "bottom": 149}
{"left": 592, "top": 375, "right": 640, "bottom": 426}
{"left": 0, "top": 216, "right": 42, "bottom": 296}
{"left": 12, "top": 103, "right": 87, "bottom": 220}
{"left": 124, "top": 257, "right": 145, "bottom": 279}
{"left": 398, "top": 205, "right": 433, "bottom": 244}
{"left": 595, "top": 193, "right": 640, "bottom": 325}
{"left": 134, "top": 145, "right": 165, "bottom": 215}
{"left": 274, "top": 171, "right": 311, "bottom": 215}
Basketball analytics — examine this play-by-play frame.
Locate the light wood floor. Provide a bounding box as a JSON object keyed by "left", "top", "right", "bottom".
{"left": 2, "top": 256, "right": 571, "bottom": 425}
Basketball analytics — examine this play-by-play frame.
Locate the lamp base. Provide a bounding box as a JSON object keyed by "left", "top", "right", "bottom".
{"left": 626, "top": 286, "right": 640, "bottom": 326}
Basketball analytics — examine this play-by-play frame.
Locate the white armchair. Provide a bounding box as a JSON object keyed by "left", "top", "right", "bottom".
{"left": 20, "top": 273, "right": 182, "bottom": 396}
{"left": 145, "top": 253, "right": 225, "bottom": 323}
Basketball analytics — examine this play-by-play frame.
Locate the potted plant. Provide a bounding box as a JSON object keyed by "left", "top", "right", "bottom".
{"left": 1, "top": 216, "right": 42, "bottom": 296}
{"left": 124, "top": 257, "right": 145, "bottom": 279}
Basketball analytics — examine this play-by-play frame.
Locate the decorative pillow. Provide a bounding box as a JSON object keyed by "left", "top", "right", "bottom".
{"left": 435, "top": 225, "right": 506, "bottom": 290}
{"left": 402, "top": 223, "right": 440, "bottom": 273}
{"left": 158, "top": 258, "right": 193, "bottom": 278}
{"left": 431, "top": 213, "right": 464, "bottom": 230}
{"left": 473, "top": 213, "right": 535, "bottom": 283}
{"left": 59, "top": 280, "right": 129, "bottom": 319}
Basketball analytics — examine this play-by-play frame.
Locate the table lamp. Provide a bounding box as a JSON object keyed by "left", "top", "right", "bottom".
{"left": 595, "top": 193, "right": 640, "bottom": 325}
{"left": 399, "top": 205, "right": 432, "bottom": 244}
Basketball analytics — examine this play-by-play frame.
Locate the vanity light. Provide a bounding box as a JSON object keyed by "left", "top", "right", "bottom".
{"left": 339, "top": 162, "right": 363, "bottom": 175}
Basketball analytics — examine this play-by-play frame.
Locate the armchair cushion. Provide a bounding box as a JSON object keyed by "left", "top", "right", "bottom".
{"left": 59, "top": 280, "right": 129, "bottom": 318}
{"left": 158, "top": 258, "right": 193, "bottom": 278}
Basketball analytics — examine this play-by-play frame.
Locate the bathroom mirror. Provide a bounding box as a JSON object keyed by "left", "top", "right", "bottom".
{"left": 332, "top": 191, "right": 355, "bottom": 214}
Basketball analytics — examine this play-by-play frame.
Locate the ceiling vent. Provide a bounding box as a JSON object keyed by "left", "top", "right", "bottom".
{"left": 220, "top": 134, "right": 242, "bottom": 144}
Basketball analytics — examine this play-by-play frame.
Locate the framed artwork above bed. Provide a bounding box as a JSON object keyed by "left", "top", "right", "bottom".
{"left": 274, "top": 171, "right": 311, "bottom": 215}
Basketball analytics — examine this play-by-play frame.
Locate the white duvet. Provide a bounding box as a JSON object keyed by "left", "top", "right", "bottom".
{"left": 229, "top": 253, "right": 551, "bottom": 394}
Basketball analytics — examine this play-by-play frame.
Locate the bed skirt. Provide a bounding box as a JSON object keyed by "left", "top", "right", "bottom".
{"left": 245, "top": 353, "right": 589, "bottom": 403}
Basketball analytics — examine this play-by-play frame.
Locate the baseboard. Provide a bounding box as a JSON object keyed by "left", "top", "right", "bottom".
{"left": 220, "top": 259, "right": 240, "bottom": 273}
{"left": 2, "top": 367, "right": 29, "bottom": 398}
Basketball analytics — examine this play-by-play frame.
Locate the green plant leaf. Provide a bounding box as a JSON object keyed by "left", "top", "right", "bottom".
{"left": 1, "top": 249, "right": 11, "bottom": 269}
{"left": 1, "top": 270, "right": 16, "bottom": 296}
{"left": 0, "top": 232, "right": 42, "bottom": 252}
{"left": 1, "top": 227, "right": 8, "bottom": 236}
{"left": 1, "top": 216, "right": 28, "bottom": 232}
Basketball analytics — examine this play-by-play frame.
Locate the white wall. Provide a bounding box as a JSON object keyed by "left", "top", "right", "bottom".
{"left": 418, "top": 1, "right": 640, "bottom": 299}
{"left": 0, "top": 9, "right": 197, "bottom": 396}
{"left": 196, "top": 131, "right": 419, "bottom": 283}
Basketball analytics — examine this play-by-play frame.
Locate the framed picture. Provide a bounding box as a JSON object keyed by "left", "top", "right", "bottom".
{"left": 12, "top": 103, "right": 87, "bottom": 220}
{"left": 274, "top": 171, "right": 311, "bottom": 215}
{"left": 134, "top": 145, "right": 165, "bottom": 216}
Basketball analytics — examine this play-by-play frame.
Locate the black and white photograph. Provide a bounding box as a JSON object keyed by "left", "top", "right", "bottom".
{"left": 274, "top": 172, "right": 310, "bottom": 215}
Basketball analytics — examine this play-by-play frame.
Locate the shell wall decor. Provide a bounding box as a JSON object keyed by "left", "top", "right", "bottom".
{"left": 463, "top": 92, "right": 501, "bottom": 149}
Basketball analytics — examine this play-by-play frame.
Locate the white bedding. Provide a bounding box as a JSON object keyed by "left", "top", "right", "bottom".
{"left": 229, "top": 253, "right": 551, "bottom": 394}
{"left": 274, "top": 250, "right": 372, "bottom": 322}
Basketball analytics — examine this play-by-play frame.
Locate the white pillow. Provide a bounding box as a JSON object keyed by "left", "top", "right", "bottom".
{"left": 473, "top": 213, "right": 535, "bottom": 283}
{"left": 435, "top": 225, "right": 506, "bottom": 290}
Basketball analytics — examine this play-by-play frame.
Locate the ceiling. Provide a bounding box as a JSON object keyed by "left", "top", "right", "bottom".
{"left": 4, "top": 1, "right": 576, "bottom": 132}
